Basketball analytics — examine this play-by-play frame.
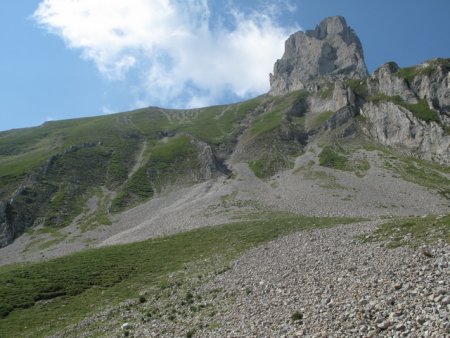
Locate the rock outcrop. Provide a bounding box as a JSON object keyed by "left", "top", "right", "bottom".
{"left": 269, "top": 14, "right": 450, "bottom": 164}
{"left": 309, "top": 80, "right": 356, "bottom": 114}
{"left": 361, "top": 102, "right": 450, "bottom": 163}
{"left": 410, "top": 59, "right": 450, "bottom": 117}
{"left": 363, "top": 59, "right": 450, "bottom": 164}
{"left": 367, "top": 59, "right": 450, "bottom": 116}
{"left": 270, "top": 16, "right": 368, "bottom": 94}
{"left": 367, "top": 62, "right": 417, "bottom": 103}
{"left": 194, "top": 140, "right": 217, "bottom": 180}
{"left": 0, "top": 201, "right": 13, "bottom": 248}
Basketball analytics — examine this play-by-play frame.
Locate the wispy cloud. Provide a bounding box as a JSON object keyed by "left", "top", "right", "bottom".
{"left": 34, "top": 0, "right": 298, "bottom": 108}
{"left": 101, "top": 106, "right": 115, "bottom": 115}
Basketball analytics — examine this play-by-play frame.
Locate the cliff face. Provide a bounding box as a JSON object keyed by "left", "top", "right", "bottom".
{"left": 0, "top": 201, "right": 12, "bottom": 248}
{"left": 361, "top": 102, "right": 450, "bottom": 163}
{"left": 363, "top": 59, "right": 450, "bottom": 164}
{"left": 269, "top": 16, "right": 449, "bottom": 164}
{"left": 270, "top": 16, "right": 368, "bottom": 94}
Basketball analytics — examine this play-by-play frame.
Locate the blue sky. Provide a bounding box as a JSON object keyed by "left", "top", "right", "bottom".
{"left": 1, "top": 0, "right": 450, "bottom": 131}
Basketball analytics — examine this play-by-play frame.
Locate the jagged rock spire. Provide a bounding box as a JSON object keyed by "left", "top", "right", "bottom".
{"left": 270, "top": 16, "right": 368, "bottom": 94}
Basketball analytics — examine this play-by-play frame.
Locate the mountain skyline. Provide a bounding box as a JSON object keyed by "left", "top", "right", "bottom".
{"left": 2, "top": 0, "right": 450, "bottom": 132}
{"left": 1, "top": 13, "right": 449, "bottom": 336}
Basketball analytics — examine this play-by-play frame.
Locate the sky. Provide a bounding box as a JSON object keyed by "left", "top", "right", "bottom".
{"left": 1, "top": 0, "right": 450, "bottom": 132}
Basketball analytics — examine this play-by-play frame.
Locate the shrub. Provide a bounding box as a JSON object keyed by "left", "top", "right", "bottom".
{"left": 394, "top": 66, "right": 418, "bottom": 83}
{"left": 291, "top": 311, "right": 303, "bottom": 321}
{"left": 319, "top": 146, "right": 348, "bottom": 170}
{"left": 347, "top": 78, "right": 368, "bottom": 99}
{"left": 403, "top": 100, "right": 440, "bottom": 123}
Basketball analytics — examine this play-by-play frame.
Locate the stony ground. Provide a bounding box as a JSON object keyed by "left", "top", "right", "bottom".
{"left": 199, "top": 222, "right": 449, "bottom": 338}
{"left": 2, "top": 145, "right": 447, "bottom": 266}
{"left": 54, "top": 220, "right": 449, "bottom": 338}
{"left": 2, "top": 143, "right": 449, "bottom": 337}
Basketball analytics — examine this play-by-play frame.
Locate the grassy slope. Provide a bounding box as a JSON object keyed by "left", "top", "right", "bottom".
{"left": 110, "top": 135, "right": 199, "bottom": 212}
{"left": 0, "top": 99, "right": 265, "bottom": 233}
{"left": 0, "top": 214, "right": 359, "bottom": 337}
{"left": 246, "top": 90, "right": 309, "bottom": 179}
{"left": 361, "top": 214, "right": 450, "bottom": 248}
{"left": 0, "top": 90, "right": 304, "bottom": 232}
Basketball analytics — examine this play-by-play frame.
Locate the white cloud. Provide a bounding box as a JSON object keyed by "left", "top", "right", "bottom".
{"left": 101, "top": 106, "right": 115, "bottom": 115}
{"left": 34, "top": 0, "right": 297, "bottom": 108}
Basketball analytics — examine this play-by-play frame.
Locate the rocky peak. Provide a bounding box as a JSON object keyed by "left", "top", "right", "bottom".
{"left": 305, "top": 16, "right": 354, "bottom": 41}
{"left": 270, "top": 16, "right": 368, "bottom": 94}
{"left": 367, "top": 62, "right": 418, "bottom": 103}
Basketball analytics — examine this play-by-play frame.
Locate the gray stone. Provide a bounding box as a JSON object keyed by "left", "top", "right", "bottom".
{"left": 270, "top": 16, "right": 368, "bottom": 94}
{"left": 441, "top": 296, "right": 450, "bottom": 305}
{"left": 360, "top": 102, "right": 450, "bottom": 165}
{"left": 377, "top": 321, "right": 390, "bottom": 330}
{"left": 394, "top": 282, "right": 403, "bottom": 290}
{"left": 395, "top": 323, "right": 406, "bottom": 331}
{"left": 367, "top": 62, "right": 417, "bottom": 103}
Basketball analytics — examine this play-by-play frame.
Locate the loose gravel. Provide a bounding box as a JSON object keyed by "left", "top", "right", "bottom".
{"left": 196, "top": 221, "right": 449, "bottom": 337}
{"left": 64, "top": 221, "right": 448, "bottom": 338}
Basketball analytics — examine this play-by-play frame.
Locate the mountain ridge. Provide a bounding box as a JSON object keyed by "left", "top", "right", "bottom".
{"left": 0, "top": 15, "right": 449, "bottom": 250}
{"left": 0, "top": 16, "right": 449, "bottom": 338}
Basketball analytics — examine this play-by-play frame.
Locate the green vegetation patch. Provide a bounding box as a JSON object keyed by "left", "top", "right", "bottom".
{"left": 402, "top": 100, "right": 440, "bottom": 123}
{"left": 0, "top": 214, "right": 359, "bottom": 336}
{"left": 79, "top": 189, "right": 112, "bottom": 232}
{"left": 369, "top": 94, "right": 403, "bottom": 106}
{"left": 22, "top": 227, "right": 66, "bottom": 253}
{"left": 248, "top": 153, "right": 292, "bottom": 180}
{"left": 319, "top": 83, "right": 335, "bottom": 99}
{"left": 394, "top": 66, "right": 419, "bottom": 84}
{"left": 383, "top": 155, "right": 450, "bottom": 199}
{"left": 318, "top": 143, "right": 370, "bottom": 177}
{"left": 303, "top": 169, "right": 345, "bottom": 190}
{"left": 318, "top": 146, "right": 349, "bottom": 170}
{"left": 309, "top": 111, "right": 334, "bottom": 129}
{"left": 249, "top": 90, "right": 309, "bottom": 137}
{"left": 394, "top": 59, "right": 450, "bottom": 83}
{"left": 346, "top": 78, "right": 368, "bottom": 99}
{"left": 248, "top": 141, "right": 301, "bottom": 180}
{"left": 338, "top": 134, "right": 449, "bottom": 196}
{"left": 110, "top": 166, "right": 154, "bottom": 212}
{"left": 361, "top": 214, "right": 450, "bottom": 248}
{"left": 44, "top": 146, "right": 112, "bottom": 227}
{"left": 370, "top": 94, "right": 440, "bottom": 123}
{"left": 183, "top": 98, "right": 262, "bottom": 145}
{"left": 244, "top": 90, "right": 309, "bottom": 178}
{"left": 111, "top": 135, "right": 199, "bottom": 212}
{"left": 351, "top": 156, "right": 371, "bottom": 178}
{"left": 146, "top": 135, "right": 198, "bottom": 191}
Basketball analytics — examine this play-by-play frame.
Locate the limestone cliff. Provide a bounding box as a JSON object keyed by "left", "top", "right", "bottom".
{"left": 270, "top": 16, "right": 368, "bottom": 94}
{"left": 361, "top": 102, "right": 450, "bottom": 164}
{"left": 269, "top": 16, "right": 449, "bottom": 164}
{"left": 363, "top": 59, "right": 450, "bottom": 164}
